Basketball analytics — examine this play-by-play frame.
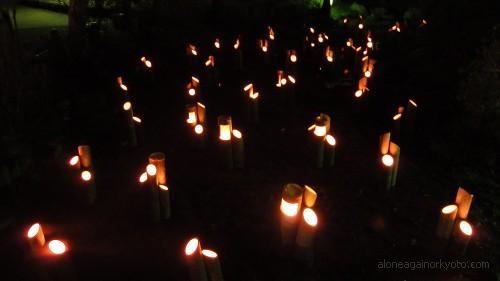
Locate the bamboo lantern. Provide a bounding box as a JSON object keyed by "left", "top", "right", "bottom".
{"left": 318, "top": 33, "right": 328, "bottom": 44}
{"left": 149, "top": 152, "right": 169, "bottom": 221}
{"left": 308, "top": 114, "right": 330, "bottom": 168}
{"left": 388, "top": 22, "right": 401, "bottom": 32}
{"left": 202, "top": 249, "right": 224, "bottom": 281}
{"left": 286, "top": 49, "right": 298, "bottom": 75}
{"left": 27, "top": 223, "right": 45, "bottom": 250}
{"left": 362, "top": 57, "right": 376, "bottom": 78}
{"left": 233, "top": 36, "right": 242, "bottom": 69}
{"left": 268, "top": 26, "right": 275, "bottom": 40}
{"left": 296, "top": 208, "right": 318, "bottom": 248}
{"left": 77, "top": 145, "right": 96, "bottom": 204}
{"left": 77, "top": 145, "right": 92, "bottom": 170}
{"left": 123, "top": 101, "right": 138, "bottom": 147}
{"left": 259, "top": 39, "right": 269, "bottom": 64}
{"left": 280, "top": 183, "right": 304, "bottom": 245}
{"left": 406, "top": 99, "right": 417, "bottom": 140}
{"left": 46, "top": 239, "right": 75, "bottom": 281}
{"left": 232, "top": 129, "right": 244, "bottom": 169}
{"left": 288, "top": 50, "right": 298, "bottom": 63}
{"left": 381, "top": 141, "right": 401, "bottom": 190}
{"left": 452, "top": 220, "right": 473, "bottom": 256}
{"left": 186, "top": 104, "right": 198, "bottom": 126}
{"left": 455, "top": 187, "right": 474, "bottom": 220}
{"left": 185, "top": 238, "right": 208, "bottom": 281}
{"left": 303, "top": 185, "right": 317, "bottom": 208}
{"left": 244, "top": 83, "right": 259, "bottom": 123}
{"left": 392, "top": 112, "right": 402, "bottom": 144}
{"left": 205, "top": 55, "right": 215, "bottom": 68}
{"left": 325, "top": 46, "right": 334, "bottom": 63}
{"left": 214, "top": 38, "right": 221, "bottom": 49}
{"left": 187, "top": 76, "right": 200, "bottom": 97}
{"left": 325, "top": 134, "right": 336, "bottom": 167}
{"left": 117, "top": 76, "right": 128, "bottom": 92}
{"left": 218, "top": 116, "right": 233, "bottom": 170}
{"left": 436, "top": 204, "right": 458, "bottom": 239}
{"left": 187, "top": 44, "right": 198, "bottom": 56}
{"left": 276, "top": 70, "right": 286, "bottom": 88}
{"left": 355, "top": 77, "right": 369, "bottom": 98}
{"left": 140, "top": 56, "right": 153, "bottom": 69}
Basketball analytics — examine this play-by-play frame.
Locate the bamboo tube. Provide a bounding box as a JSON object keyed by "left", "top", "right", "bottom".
{"left": 196, "top": 102, "right": 206, "bottom": 125}
{"left": 392, "top": 113, "right": 402, "bottom": 144}
{"left": 233, "top": 37, "right": 243, "bottom": 70}
{"left": 303, "top": 185, "right": 317, "bottom": 208}
{"left": 186, "top": 104, "right": 198, "bottom": 126}
{"left": 185, "top": 238, "right": 208, "bottom": 281}
{"left": 455, "top": 187, "right": 474, "bottom": 220}
{"left": 46, "top": 239, "right": 76, "bottom": 281}
{"left": 123, "top": 101, "right": 138, "bottom": 147}
{"left": 296, "top": 208, "right": 318, "bottom": 248}
{"left": 159, "top": 185, "right": 171, "bottom": 220}
{"left": 148, "top": 152, "right": 165, "bottom": 222}
{"left": 202, "top": 249, "right": 224, "bottom": 281}
{"left": 232, "top": 130, "right": 244, "bottom": 169}
{"left": 311, "top": 114, "right": 329, "bottom": 168}
{"left": 436, "top": 204, "right": 458, "bottom": 239}
{"left": 406, "top": 99, "right": 417, "bottom": 140}
{"left": 452, "top": 220, "right": 473, "bottom": 256}
{"left": 81, "top": 170, "right": 96, "bottom": 205}
{"left": 381, "top": 154, "right": 394, "bottom": 190}
{"left": 389, "top": 142, "right": 401, "bottom": 188}
{"left": 77, "top": 145, "right": 92, "bottom": 170}
{"left": 194, "top": 124, "right": 206, "bottom": 149}
{"left": 379, "top": 132, "right": 391, "bottom": 155}
{"left": 27, "top": 223, "right": 45, "bottom": 250}
{"left": 218, "top": 116, "right": 233, "bottom": 170}
{"left": 325, "top": 134, "right": 336, "bottom": 167}
{"left": 280, "top": 183, "right": 304, "bottom": 245}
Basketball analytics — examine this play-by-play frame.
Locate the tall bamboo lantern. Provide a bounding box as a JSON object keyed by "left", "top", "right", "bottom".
{"left": 218, "top": 116, "right": 233, "bottom": 170}
{"left": 308, "top": 114, "right": 330, "bottom": 168}
{"left": 280, "top": 183, "right": 304, "bottom": 245}
{"left": 185, "top": 238, "right": 208, "bottom": 281}
{"left": 186, "top": 76, "right": 201, "bottom": 98}
{"left": 436, "top": 204, "right": 458, "bottom": 239}
{"left": 233, "top": 36, "right": 243, "bottom": 70}
{"left": 122, "top": 101, "right": 139, "bottom": 147}
{"left": 455, "top": 187, "right": 474, "bottom": 220}
{"left": 232, "top": 129, "right": 245, "bottom": 169}
{"left": 27, "top": 223, "right": 45, "bottom": 250}
{"left": 202, "top": 249, "right": 224, "bottom": 281}
{"left": 149, "top": 152, "right": 169, "bottom": 221}
{"left": 46, "top": 239, "right": 75, "bottom": 281}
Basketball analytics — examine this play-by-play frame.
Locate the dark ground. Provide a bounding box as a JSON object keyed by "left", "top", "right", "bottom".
{"left": 0, "top": 9, "right": 498, "bottom": 281}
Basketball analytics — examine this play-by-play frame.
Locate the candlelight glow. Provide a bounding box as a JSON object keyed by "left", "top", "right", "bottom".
{"left": 290, "top": 54, "right": 297, "bottom": 63}
{"left": 145, "top": 60, "right": 152, "bottom": 68}
{"left": 358, "top": 23, "right": 364, "bottom": 29}
{"left": 346, "top": 40, "right": 352, "bottom": 47}
{"left": 189, "top": 45, "right": 197, "bottom": 56}
{"left": 123, "top": 101, "right": 132, "bottom": 111}
{"left": 250, "top": 92, "right": 259, "bottom": 99}
{"left": 202, "top": 249, "right": 218, "bottom": 258}
{"left": 133, "top": 116, "right": 142, "bottom": 123}
{"left": 219, "top": 125, "right": 231, "bottom": 141}
{"left": 232, "top": 129, "right": 242, "bottom": 139}
{"left": 309, "top": 27, "right": 315, "bottom": 33}
{"left": 409, "top": 99, "right": 418, "bottom": 107}
{"left": 326, "top": 135, "right": 336, "bottom": 146}
{"left": 188, "top": 88, "right": 196, "bottom": 96}
{"left": 280, "top": 78, "right": 287, "bottom": 85}
{"left": 234, "top": 38, "right": 240, "bottom": 49}
{"left": 48, "top": 240, "right": 67, "bottom": 255}
{"left": 120, "top": 84, "right": 128, "bottom": 91}
{"left": 327, "top": 56, "right": 333, "bottom": 62}
{"left": 382, "top": 154, "right": 394, "bottom": 167}
{"left": 268, "top": 26, "right": 275, "bottom": 40}
{"left": 318, "top": 35, "right": 324, "bottom": 43}
{"left": 343, "top": 18, "right": 348, "bottom": 24}
{"left": 69, "top": 155, "right": 79, "bottom": 166}
{"left": 364, "top": 71, "right": 372, "bottom": 78}
{"left": 442, "top": 204, "right": 457, "bottom": 214}
{"left": 459, "top": 221, "right": 473, "bottom": 236}
{"left": 81, "top": 170, "right": 92, "bottom": 181}
{"left": 288, "top": 75, "right": 296, "bottom": 84}
{"left": 367, "top": 41, "right": 373, "bottom": 48}
{"left": 355, "top": 90, "right": 363, "bottom": 98}
{"left": 244, "top": 83, "right": 253, "bottom": 91}
{"left": 310, "top": 42, "right": 315, "bottom": 47}
{"left": 185, "top": 238, "right": 199, "bottom": 255}
{"left": 159, "top": 184, "right": 169, "bottom": 191}
{"left": 187, "top": 111, "right": 197, "bottom": 124}
{"left": 314, "top": 125, "right": 327, "bottom": 137}
{"left": 262, "top": 46, "right": 268, "bottom": 52}
{"left": 393, "top": 113, "right": 402, "bottom": 120}
{"left": 307, "top": 124, "right": 316, "bottom": 131}
{"left": 281, "top": 198, "right": 299, "bottom": 217}
{"left": 389, "top": 22, "right": 401, "bottom": 32}
{"left": 139, "top": 172, "right": 148, "bottom": 183}
{"left": 214, "top": 39, "right": 220, "bottom": 49}
{"left": 27, "top": 223, "right": 41, "bottom": 238}
{"left": 146, "top": 164, "right": 157, "bottom": 176}
{"left": 194, "top": 124, "right": 204, "bottom": 134}
{"left": 303, "top": 208, "right": 318, "bottom": 227}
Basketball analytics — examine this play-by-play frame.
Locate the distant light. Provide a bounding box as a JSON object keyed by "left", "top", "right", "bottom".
{"left": 188, "top": 88, "right": 196, "bottom": 96}
{"left": 364, "top": 71, "right": 371, "bottom": 78}
{"left": 123, "top": 101, "right": 132, "bottom": 111}
{"left": 355, "top": 90, "right": 363, "bottom": 98}
{"left": 326, "top": 135, "right": 336, "bottom": 146}
{"left": 442, "top": 204, "right": 457, "bottom": 214}
{"left": 139, "top": 172, "right": 148, "bottom": 183}
{"left": 133, "top": 116, "right": 142, "bottom": 123}
{"left": 232, "top": 129, "right": 242, "bottom": 139}
{"left": 159, "top": 184, "right": 169, "bottom": 191}
{"left": 194, "top": 124, "right": 204, "bottom": 135}
{"left": 290, "top": 54, "right": 297, "bottom": 63}
{"left": 358, "top": 23, "right": 364, "bottom": 30}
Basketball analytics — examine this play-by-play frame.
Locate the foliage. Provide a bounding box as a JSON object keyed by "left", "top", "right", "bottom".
{"left": 305, "top": 0, "right": 323, "bottom": 9}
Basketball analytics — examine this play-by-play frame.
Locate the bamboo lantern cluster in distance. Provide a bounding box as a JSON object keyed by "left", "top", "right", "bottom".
{"left": 140, "top": 56, "right": 153, "bottom": 68}
{"left": 68, "top": 145, "right": 96, "bottom": 204}
{"left": 185, "top": 238, "right": 224, "bottom": 281}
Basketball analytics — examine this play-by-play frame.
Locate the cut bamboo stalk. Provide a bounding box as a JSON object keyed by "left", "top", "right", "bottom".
{"left": 280, "top": 183, "right": 304, "bottom": 245}
{"left": 452, "top": 220, "right": 473, "bottom": 256}
{"left": 311, "top": 114, "right": 329, "bottom": 168}
{"left": 81, "top": 170, "right": 96, "bottom": 205}
{"left": 185, "top": 238, "right": 208, "bottom": 281}
{"left": 325, "top": 134, "right": 336, "bottom": 167}
{"left": 77, "top": 145, "right": 92, "bottom": 170}
{"left": 123, "top": 101, "right": 138, "bottom": 147}
{"left": 303, "top": 185, "right": 317, "bottom": 208}
{"left": 218, "top": 116, "right": 233, "bottom": 170}
{"left": 406, "top": 99, "right": 417, "bottom": 140}
{"left": 436, "top": 204, "right": 458, "bottom": 239}
{"left": 46, "top": 239, "right": 76, "bottom": 281}
{"left": 381, "top": 154, "right": 394, "bottom": 190}
{"left": 148, "top": 152, "right": 166, "bottom": 222}
{"left": 202, "top": 249, "right": 224, "bottom": 281}
{"left": 389, "top": 142, "right": 401, "bottom": 187}
{"left": 232, "top": 130, "right": 244, "bottom": 169}
{"left": 159, "top": 185, "right": 171, "bottom": 220}
{"left": 296, "top": 208, "right": 318, "bottom": 248}
{"left": 27, "top": 223, "right": 45, "bottom": 250}
{"left": 455, "top": 187, "right": 474, "bottom": 220}
{"left": 392, "top": 112, "right": 402, "bottom": 144}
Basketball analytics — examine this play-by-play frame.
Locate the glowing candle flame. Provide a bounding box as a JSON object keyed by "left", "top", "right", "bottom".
{"left": 343, "top": 18, "right": 348, "bottom": 24}
{"left": 120, "top": 84, "right": 128, "bottom": 91}
{"left": 318, "top": 36, "right": 324, "bottom": 43}
{"left": 442, "top": 204, "right": 457, "bottom": 214}
{"left": 459, "top": 221, "right": 473, "bottom": 236}
{"left": 244, "top": 83, "right": 253, "bottom": 92}
{"left": 309, "top": 27, "right": 315, "bottom": 34}
{"left": 280, "top": 198, "right": 299, "bottom": 217}
{"left": 249, "top": 92, "right": 259, "bottom": 99}
{"left": 139, "top": 172, "right": 148, "bottom": 183}
{"left": 187, "top": 111, "right": 197, "bottom": 124}
{"left": 290, "top": 54, "right": 297, "bottom": 63}
{"left": 409, "top": 99, "right": 417, "bottom": 107}
{"left": 393, "top": 113, "right": 402, "bottom": 121}
{"left": 364, "top": 71, "right": 372, "bottom": 78}
{"left": 27, "top": 223, "right": 41, "bottom": 238}
{"left": 159, "top": 184, "right": 169, "bottom": 191}
{"left": 262, "top": 46, "right": 268, "bottom": 53}
{"left": 202, "top": 249, "right": 218, "bottom": 258}
{"left": 310, "top": 42, "right": 315, "bottom": 47}
{"left": 145, "top": 60, "right": 152, "bottom": 68}
{"left": 355, "top": 90, "right": 363, "bottom": 98}
{"left": 367, "top": 41, "right": 373, "bottom": 48}
{"left": 346, "top": 40, "right": 352, "bottom": 47}
{"left": 81, "top": 170, "right": 92, "bottom": 181}
{"left": 268, "top": 26, "right": 275, "bottom": 40}
{"left": 327, "top": 56, "right": 333, "bottom": 62}
{"left": 133, "top": 116, "right": 142, "bottom": 123}
{"left": 48, "top": 240, "right": 67, "bottom": 255}
{"left": 358, "top": 23, "right": 364, "bottom": 29}
{"left": 69, "top": 155, "right": 80, "bottom": 166}
{"left": 326, "top": 135, "right": 336, "bottom": 146}
{"left": 192, "top": 76, "right": 199, "bottom": 83}
{"left": 287, "top": 75, "right": 296, "bottom": 84}
{"left": 233, "top": 38, "right": 240, "bottom": 49}
{"left": 232, "top": 129, "right": 242, "bottom": 139}
{"left": 280, "top": 78, "right": 287, "bottom": 85}
{"left": 194, "top": 124, "right": 204, "bottom": 135}
{"left": 185, "top": 238, "right": 199, "bottom": 255}
{"left": 214, "top": 39, "right": 220, "bottom": 49}
{"left": 382, "top": 154, "right": 394, "bottom": 167}
{"left": 356, "top": 47, "right": 362, "bottom": 52}
{"left": 303, "top": 208, "right": 318, "bottom": 226}
{"left": 146, "top": 164, "right": 157, "bottom": 176}
{"left": 314, "top": 125, "right": 326, "bottom": 137}
{"left": 123, "top": 101, "right": 132, "bottom": 111}
{"left": 188, "top": 88, "right": 196, "bottom": 96}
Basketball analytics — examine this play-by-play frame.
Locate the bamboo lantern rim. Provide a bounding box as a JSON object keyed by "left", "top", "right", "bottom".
{"left": 381, "top": 154, "right": 394, "bottom": 167}
{"left": 27, "top": 223, "right": 41, "bottom": 238}
{"left": 442, "top": 204, "right": 457, "bottom": 214}
{"left": 326, "top": 135, "right": 336, "bottom": 146}
{"left": 81, "top": 170, "right": 92, "bottom": 181}
{"left": 280, "top": 199, "right": 299, "bottom": 217}
{"left": 149, "top": 152, "right": 165, "bottom": 161}
{"left": 159, "top": 184, "right": 168, "bottom": 191}
{"left": 194, "top": 124, "right": 204, "bottom": 135}
{"left": 185, "top": 238, "right": 200, "bottom": 255}
{"left": 146, "top": 164, "right": 157, "bottom": 176}
{"left": 139, "top": 172, "right": 148, "bottom": 183}
{"left": 48, "top": 240, "right": 67, "bottom": 255}
{"left": 69, "top": 155, "right": 79, "bottom": 166}
{"left": 303, "top": 208, "right": 318, "bottom": 226}
{"left": 459, "top": 221, "right": 473, "bottom": 236}
{"left": 201, "top": 249, "right": 218, "bottom": 258}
